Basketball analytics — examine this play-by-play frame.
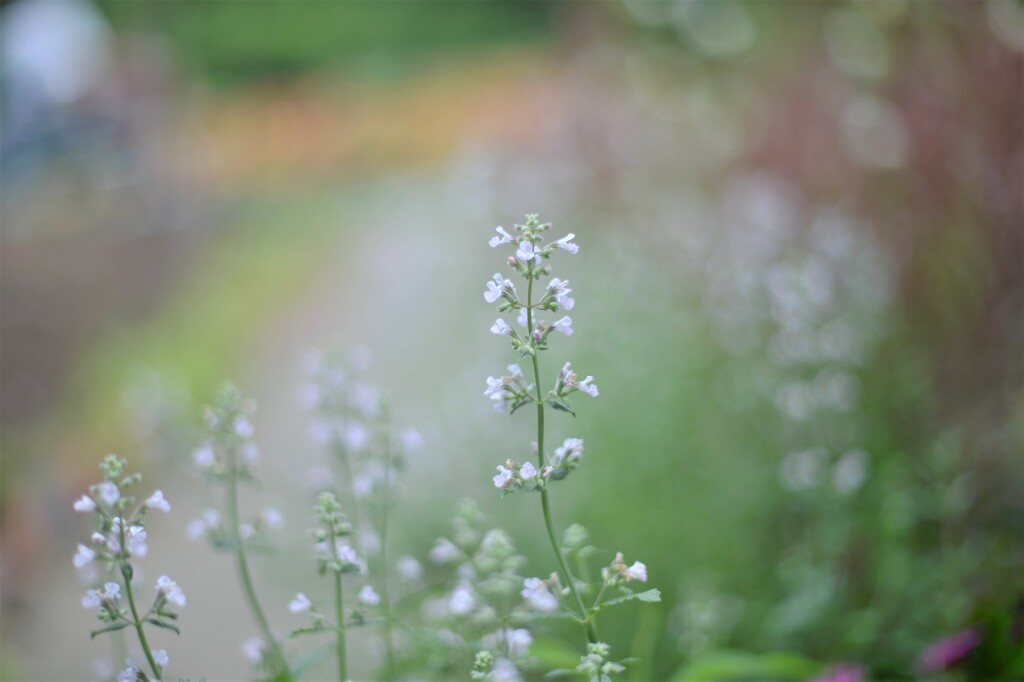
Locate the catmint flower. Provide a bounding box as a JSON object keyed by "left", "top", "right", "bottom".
{"left": 152, "top": 650, "right": 169, "bottom": 669}
{"left": 578, "top": 376, "right": 599, "bottom": 397}
{"left": 493, "top": 465, "right": 514, "bottom": 489}
{"left": 83, "top": 582, "right": 120, "bottom": 609}
{"left": 233, "top": 416, "right": 254, "bottom": 438}
{"left": 491, "top": 318, "right": 512, "bottom": 335}
{"left": 521, "top": 577, "right": 559, "bottom": 612}
{"left": 484, "top": 273, "right": 512, "bottom": 303}
{"left": 625, "top": 561, "right": 648, "bottom": 582}
{"left": 74, "top": 544, "right": 96, "bottom": 569}
{"left": 337, "top": 543, "right": 358, "bottom": 564}
{"left": 520, "top": 462, "right": 537, "bottom": 480}
{"left": 507, "top": 628, "right": 533, "bottom": 658}
{"left": 241, "top": 637, "right": 264, "bottom": 665}
{"left": 288, "top": 593, "right": 311, "bottom": 614}
{"left": 358, "top": 584, "right": 381, "bottom": 605}
{"left": 97, "top": 481, "right": 120, "bottom": 506}
{"left": 193, "top": 443, "right": 215, "bottom": 468}
{"left": 145, "top": 490, "right": 170, "bottom": 513}
{"left": 608, "top": 552, "right": 647, "bottom": 583}
{"left": 73, "top": 495, "right": 96, "bottom": 513}
{"left": 345, "top": 422, "right": 368, "bottom": 450}
{"left": 489, "top": 226, "right": 514, "bottom": 247}
{"left": 156, "top": 576, "right": 186, "bottom": 607}
{"left": 553, "top": 233, "right": 579, "bottom": 254}
{"left": 551, "top": 316, "right": 573, "bottom": 336}
{"left": 491, "top": 658, "right": 522, "bottom": 681}
{"left": 262, "top": 507, "right": 284, "bottom": 529}
{"left": 91, "top": 531, "right": 105, "bottom": 544}
{"left": 116, "top": 665, "right": 139, "bottom": 682}
{"left": 449, "top": 582, "right": 476, "bottom": 615}
{"left": 517, "top": 307, "right": 529, "bottom": 328}
{"left": 108, "top": 522, "right": 147, "bottom": 557}
{"left": 396, "top": 555, "right": 423, "bottom": 581}
{"left": 546, "top": 278, "right": 575, "bottom": 310}
{"left": 429, "top": 537, "right": 460, "bottom": 564}
{"left": 515, "top": 240, "right": 541, "bottom": 265}
{"left": 552, "top": 438, "right": 584, "bottom": 466}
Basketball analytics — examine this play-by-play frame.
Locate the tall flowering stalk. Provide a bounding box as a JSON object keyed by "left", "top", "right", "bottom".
{"left": 74, "top": 455, "right": 183, "bottom": 681}
{"left": 191, "top": 384, "right": 291, "bottom": 679}
{"left": 484, "top": 215, "right": 599, "bottom": 643}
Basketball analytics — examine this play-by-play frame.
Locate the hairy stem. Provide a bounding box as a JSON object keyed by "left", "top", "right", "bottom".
{"left": 526, "top": 272, "right": 598, "bottom": 644}
{"left": 118, "top": 522, "right": 161, "bottom": 680}
{"left": 225, "top": 452, "right": 291, "bottom": 679}
{"left": 328, "top": 524, "right": 348, "bottom": 682}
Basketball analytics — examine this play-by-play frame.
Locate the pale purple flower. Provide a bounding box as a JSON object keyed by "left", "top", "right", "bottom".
{"left": 97, "top": 481, "right": 120, "bottom": 506}
{"left": 337, "top": 543, "right": 358, "bottom": 564}
{"left": 493, "top": 465, "right": 514, "bottom": 489}
{"left": 554, "top": 233, "right": 579, "bottom": 254}
{"left": 396, "top": 555, "right": 423, "bottom": 581}
{"left": 448, "top": 582, "right": 476, "bottom": 615}
{"left": 578, "top": 376, "right": 599, "bottom": 397}
{"left": 156, "top": 576, "right": 186, "bottom": 608}
{"left": 83, "top": 582, "right": 120, "bottom": 609}
{"left": 624, "top": 561, "right": 648, "bottom": 582}
{"left": 517, "top": 307, "right": 529, "bottom": 327}
{"left": 345, "top": 422, "right": 368, "bottom": 450}
{"left": 241, "top": 637, "right": 264, "bottom": 665}
{"left": 193, "top": 443, "right": 215, "bottom": 467}
{"left": 489, "top": 226, "right": 514, "bottom": 248}
{"left": 74, "top": 544, "right": 95, "bottom": 569}
{"left": 152, "top": 650, "right": 169, "bottom": 669}
{"left": 484, "top": 273, "right": 507, "bottom": 303}
{"left": 553, "top": 438, "right": 584, "bottom": 466}
{"left": 233, "top": 416, "right": 254, "bottom": 438}
{"left": 116, "top": 665, "right": 138, "bottom": 682}
{"left": 429, "top": 537, "right": 460, "bottom": 564}
{"left": 516, "top": 240, "right": 541, "bottom": 265}
{"left": 519, "top": 462, "right": 537, "bottom": 480}
{"left": 547, "top": 278, "right": 575, "bottom": 310}
{"left": 491, "top": 658, "right": 522, "bottom": 681}
{"left": 358, "top": 584, "right": 381, "bottom": 605}
{"left": 289, "top": 592, "right": 311, "bottom": 613}
{"left": 262, "top": 507, "right": 284, "bottom": 530}
{"left": 73, "top": 495, "right": 96, "bottom": 513}
{"left": 552, "top": 316, "right": 573, "bottom": 336}
{"left": 491, "top": 318, "right": 512, "bottom": 335}
{"left": 521, "top": 577, "right": 558, "bottom": 612}
{"left": 507, "top": 628, "right": 533, "bottom": 657}
{"left": 145, "top": 490, "right": 170, "bottom": 513}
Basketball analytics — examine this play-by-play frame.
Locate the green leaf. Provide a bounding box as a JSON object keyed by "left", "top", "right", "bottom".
{"left": 548, "top": 400, "right": 576, "bottom": 416}
{"left": 510, "top": 398, "right": 534, "bottom": 415}
{"left": 669, "top": 649, "right": 821, "bottom": 682}
{"left": 90, "top": 621, "right": 132, "bottom": 639}
{"left": 591, "top": 588, "right": 661, "bottom": 614}
{"left": 144, "top": 618, "right": 180, "bottom": 635}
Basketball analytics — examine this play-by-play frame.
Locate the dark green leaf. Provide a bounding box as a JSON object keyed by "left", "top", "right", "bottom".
{"left": 90, "top": 621, "right": 131, "bottom": 639}
{"left": 144, "top": 618, "right": 180, "bottom": 635}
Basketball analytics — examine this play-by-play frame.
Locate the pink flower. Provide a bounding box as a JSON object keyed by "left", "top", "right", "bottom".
{"left": 918, "top": 626, "right": 981, "bottom": 672}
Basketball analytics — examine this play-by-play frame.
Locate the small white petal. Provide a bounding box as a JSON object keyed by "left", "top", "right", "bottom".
{"left": 358, "top": 584, "right": 381, "bottom": 605}
{"left": 288, "top": 593, "right": 311, "bottom": 613}
{"left": 145, "top": 490, "right": 170, "bottom": 513}
{"left": 73, "top": 496, "right": 96, "bottom": 513}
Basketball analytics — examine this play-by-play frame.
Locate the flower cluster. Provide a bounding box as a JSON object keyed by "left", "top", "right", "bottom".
{"left": 74, "top": 455, "right": 182, "bottom": 680}
{"left": 576, "top": 642, "right": 626, "bottom": 682}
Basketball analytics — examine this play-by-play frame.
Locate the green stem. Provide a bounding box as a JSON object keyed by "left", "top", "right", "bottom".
{"left": 378, "top": 406, "right": 397, "bottom": 679}
{"left": 225, "top": 454, "right": 291, "bottom": 679}
{"left": 118, "top": 522, "right": 161, "bottom": 680}
{"left": 329, "top": 525, "right": 348, "bottom": 682}
{"left": 526, "top": 271, "right": 598, "bottom": 645}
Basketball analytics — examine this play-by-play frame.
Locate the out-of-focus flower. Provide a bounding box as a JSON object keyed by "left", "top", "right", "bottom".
{"left": 289, "top": 593, "right": 311, "bottom": 614}
{"left": 145, "top": 490, "right": 170, "bottom": 513}
{"left": 918, "top": 627, "right": 981, "bottom": 672}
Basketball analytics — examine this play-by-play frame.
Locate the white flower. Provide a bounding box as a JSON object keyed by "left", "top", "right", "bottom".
{"left": 156, "top": 576, "right": 186, "bottom": 607}
{"left": 116, "top": 665, "right": 138, "bottom": 682}
{"left": 241, "top": 637, "right": 264, "bottom": 665}
{"left": 490, "top": 318, "right": 511, "bottom": 335}
{"left": 578, "top": 376, "right": 599, "bottom": 397}
{"left": 493, "top": 465, "right": 514, "bottom": 489}
{"left": 192, "top": 443, "right": 215, "bottom": 467}
{"left": 519, "top": 462, "right": 537, "bottom": 480}
{"left": 262, "top": 507, "right": 284, "bottom": 530}
{"left": 73, "top": 495, "right": 96, "bottom": 513}
{"left": 547, "top": 278, "right": 575, "bottom": 310}
{"left": 81, "top": 590, "right": 102, "bottom": 609}
{"left": 74, "top": 544, "right": 96, "bottom": 569}
{"left": 358, "top": 584, "right": 381, "bottom": 605}
{"left": 624, "top": 561, "right": 648, "bottom": 582}
{"left": 97, "top": 481, "right": 120, "bottom": 506}
{"left": 448, "top": 582, "right": 475, "bottom": 615}
{"left": 337, "top": 543, "right": 358, "bottom": 564}
{"left": 521, "top": 577, "right": 559, "bottom": 612}
{"left": 288, "top": 592, "right": 311, "bottom": 613}
{"left": 554, "top": 233, "right": 579, "bottom": 254}
{"left": 507, "top": 628, "right": 533, "bottom": 657}
{"left": 83, "top": 582, "right": 121, "bottom": 609}
{"left": 396, "top": 555, "right": 423, "bottom": 581}
{"left": 91, "top": 532, "right": 105, "bottom": 544}
{"left": 491, "top": 658, "right": 522, "bottom": 681}
{"left": 152, "top": 650, "right": 169, "bottom": 668}
{"left": 489, "top": 226, "right": 514, "bottom": 247}
{"left": 553, "top": 438, "right": 584, "bottom": 466}
{"left": 516, "top": 240, "right": 541, "bottom": 264}
{"left": 145, "top": 490, "right": 170, "bottom": 513}
{"left": 552, "top": 316, "right": 574, "bottom": 336}
{"left": 484, "top": 273, "right": 507, "bottom": 303}
{"left": 429, "top": 537, "right": 460, "bottom": 564}
{"left": 126, "top": 526, "right": 147, "bottom": 557}
{"left": 233, "top": 416, "right": 254, "bottom": 438}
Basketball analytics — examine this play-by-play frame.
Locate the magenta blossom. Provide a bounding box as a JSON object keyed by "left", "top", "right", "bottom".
{"left": 918, "top": 626, "right": 981, "bottom": 672}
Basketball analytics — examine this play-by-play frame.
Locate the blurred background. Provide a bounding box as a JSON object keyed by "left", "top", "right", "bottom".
{"left": 1, "top": 0, "right": 1022, "bottom": 680}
